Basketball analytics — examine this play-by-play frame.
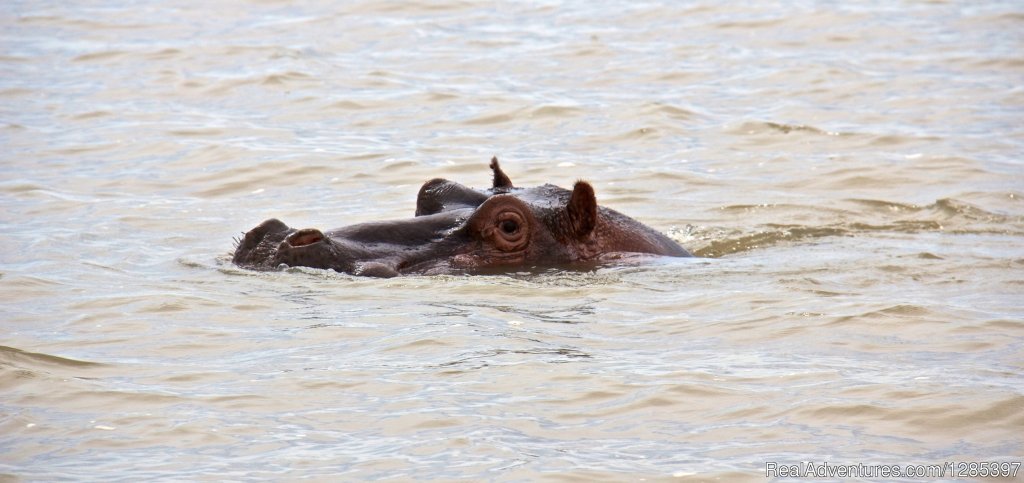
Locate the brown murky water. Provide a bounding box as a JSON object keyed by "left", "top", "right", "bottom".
{"left": 2, "top": 1, "right": 1023, "bottom": 481}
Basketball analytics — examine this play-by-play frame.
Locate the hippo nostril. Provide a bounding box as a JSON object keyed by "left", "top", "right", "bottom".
{"left": 287, "top": 228, "right": 325, "bottom": 247}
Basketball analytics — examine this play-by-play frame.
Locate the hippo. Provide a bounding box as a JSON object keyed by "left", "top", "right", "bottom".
{"left": 233, "top": 158, "right": 691, "bottom": 277}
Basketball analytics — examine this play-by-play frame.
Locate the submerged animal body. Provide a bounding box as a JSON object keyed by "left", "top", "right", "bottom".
{"left": 233, "top": 159, "right": 691, "bottom": 277}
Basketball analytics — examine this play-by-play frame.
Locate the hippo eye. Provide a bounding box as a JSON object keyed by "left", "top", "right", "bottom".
{"left": 485, "top": 209, "right": 528, "bottom": 251}
{"left": 500, "top": 219, "right": 519, "bottom": 234}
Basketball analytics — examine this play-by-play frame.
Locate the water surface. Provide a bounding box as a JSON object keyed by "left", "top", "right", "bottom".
{"left": 2, "top": 1, "right": 1022, "bottom": 480}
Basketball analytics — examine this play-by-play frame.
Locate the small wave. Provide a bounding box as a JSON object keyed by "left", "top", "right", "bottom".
{"left": 325, "top": 99, "right": 371, "bottom": 110}
{"left": 431, "top": 299, "right": 597, "bottom": 324}
{"left": 728, "top": 121, "right": 843, "bottom": 137}
{"left": 0, "top": 345, "right": 106, "bottom": 369}
{"left": 692, "top": 226, "right": 846, "bottom": 258}
{"left": 850, "top": 198, "right": 1020, "bottom": 226}
{"left": 72, "top": 50, "right": 129, "bottom": 63}
{"left": 686, "top": 198, "right": 1023, "bottom": 258}
{"left": 530, "top": 104, "right": 585, "bottom": 118}
{"left": 729, "top": 121, "right": 946, "bottom": 152}
{"left": 261, "top": 71, "right": 315, "bottom": 86}
{"left": 644, "top": 102, "right": 700, "bottom": 121}
{"left": 437, "top": 347, "right": 592, "bottom": 370}
{"left": 461, "top": 107, "right": 528, "bottom": 125}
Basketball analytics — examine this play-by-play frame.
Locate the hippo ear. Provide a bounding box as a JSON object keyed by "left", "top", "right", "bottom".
{"left": 565, "top": 181, "right": 597, "bottom": 239}
{"left": 490, "top": 156, "right": 514, "bottom": 189}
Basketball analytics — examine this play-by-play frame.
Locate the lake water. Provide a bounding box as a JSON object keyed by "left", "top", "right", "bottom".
{"left": 2, "top": 1, "right": 1022, "bottom": 481}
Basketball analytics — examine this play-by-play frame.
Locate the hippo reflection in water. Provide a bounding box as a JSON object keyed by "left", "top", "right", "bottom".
{"left": 233, "top": 158, "right": 691, "bottom": 277}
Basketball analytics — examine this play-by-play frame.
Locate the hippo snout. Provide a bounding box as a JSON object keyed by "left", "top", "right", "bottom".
{"left": 239, "top": 218, "right": 290, "bottom": 252}
{"left": 233, "top": 218, "right": 309, "bottom": 270}
{"left": 233, "top": 218, "right": 294, "bottom": 268}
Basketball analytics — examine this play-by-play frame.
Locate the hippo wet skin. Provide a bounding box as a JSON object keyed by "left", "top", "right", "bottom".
{"left": 233, "top": 158, "right": 691, "bottom": 277}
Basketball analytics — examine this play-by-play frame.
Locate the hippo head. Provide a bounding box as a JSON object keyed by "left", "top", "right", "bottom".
{"left": 233, "top": 158, "right": 690, "bottom": 277}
